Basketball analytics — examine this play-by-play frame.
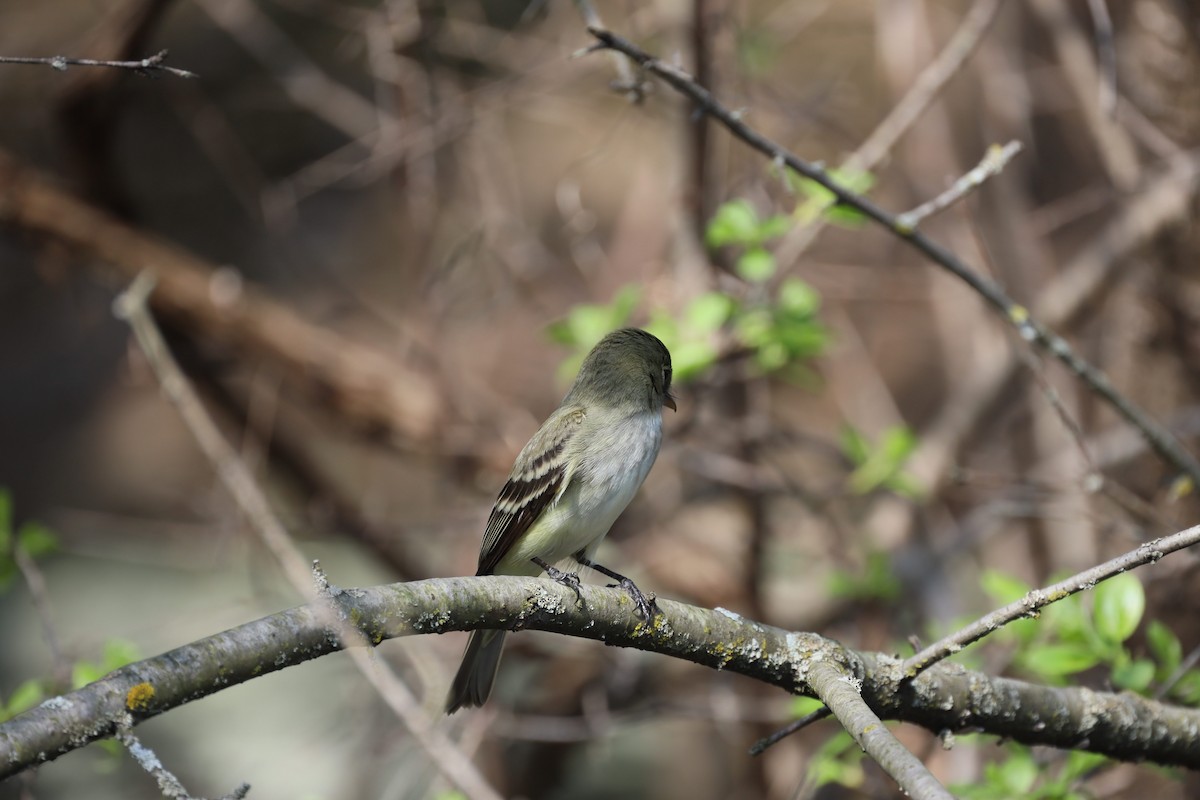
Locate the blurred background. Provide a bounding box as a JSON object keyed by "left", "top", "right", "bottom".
{"left": 2, "top": 0, "right": 1200, "bottom": 798}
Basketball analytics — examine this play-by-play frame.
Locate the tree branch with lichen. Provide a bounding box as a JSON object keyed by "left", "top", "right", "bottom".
{"left": 2, "top": 575, "right": 1197, "bottom": 782}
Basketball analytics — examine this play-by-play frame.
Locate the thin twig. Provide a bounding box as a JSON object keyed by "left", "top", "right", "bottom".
{"left": 585, "top": 25, "right": 1200, "bottom": 492}
{"left": 775, "top": 0, "right": 1004, "bottom": 269}
{"left": 571, "top": 0, "right": 645, "bottom": 102}
{"left": 847, "top": 0, "right": 1004, "bottom": 174}
{"left": 0, "top": 49, "right": 195, "bottom": 78}
{"left": 12, "top": 547, "right": 69, "bottom": 686}
{"left": 896, "top": 140, "right": 1023, "bottom": 230}
{"left": 748, "top": 706, "right": 831, "bottom": 755}
{"left": 1156, "top": 644, "right": 1200, "bottom": 701}
{"left": 901, "top": 523, "right": 1200, "bottom": 678}
{"left": 806, "top": 661, "right": 954, "bottom": 800}
{"left": 112, "top": 275, "right": 502, "bottom": 800}
{"left": 116, "top": 716, "right": 250, "bottom": 800}
{"left": 1084, "top": 0, "right": 1117, "bottom": 118}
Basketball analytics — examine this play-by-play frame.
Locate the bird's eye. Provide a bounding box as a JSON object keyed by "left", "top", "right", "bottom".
{"left": 663, "top": 366, "right": 672, "bottom": 391}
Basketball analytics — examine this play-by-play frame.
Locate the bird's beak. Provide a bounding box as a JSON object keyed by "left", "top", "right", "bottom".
{"left": 664, "top": 392, "right": 677, "bottom": 412}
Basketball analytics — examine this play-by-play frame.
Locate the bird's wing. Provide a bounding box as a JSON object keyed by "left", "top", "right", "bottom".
{"left": 476, "top": 406, "right": 585, "bottom": 575}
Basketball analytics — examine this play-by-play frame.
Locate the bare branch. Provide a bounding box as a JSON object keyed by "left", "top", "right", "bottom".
{"left": 896, "top": 140, "right": 1024, "bottom": 230}
{"left": 902, "top": 523, "right": 1200, "bottom": 677}
{"left": 584, "top": 25, "right": 1200, "bottom": 493}
{"left": 0, "top": 49, "right": 195, "bottom": 78}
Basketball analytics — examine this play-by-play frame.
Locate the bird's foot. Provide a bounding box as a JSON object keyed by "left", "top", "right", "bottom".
{"left": 610, "top": 577, "right": 660, "bottom": 620}
{"left": 533, "top": 557, "right": 584, "bottom": 605}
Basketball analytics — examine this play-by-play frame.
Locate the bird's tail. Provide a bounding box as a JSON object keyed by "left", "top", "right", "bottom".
{"left": 445, "top": 629, "right": 507, "bottom": 714}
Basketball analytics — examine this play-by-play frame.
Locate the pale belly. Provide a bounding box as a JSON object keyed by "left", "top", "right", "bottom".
{"left": 494, "top": 411, "right": 662, "bottom": 576}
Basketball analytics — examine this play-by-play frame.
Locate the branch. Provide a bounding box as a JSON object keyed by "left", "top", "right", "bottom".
{"left": 0, "top": 149, "right": 441, "bottom": 445}
{"left": 584, "top": 26, "right": 1200, "bottom": 491}
{"left": 0, "top": 49, "right": 195, "bottom": 78}
{"left": 807, "top": 661, "right": 954, "bottom": 800}
{"left": 896, "top": 140, "right": 1024, "bottom": 230}
{"left": 902, "top": 523, "right": 1200, "bottom": 677}
{"left": 2, "top": 577, "right": 1197, "bottom": 781}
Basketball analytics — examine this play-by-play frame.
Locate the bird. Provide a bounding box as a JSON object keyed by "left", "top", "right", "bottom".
{"left": 445, "top": 327, "right": 675, "bottom": 713}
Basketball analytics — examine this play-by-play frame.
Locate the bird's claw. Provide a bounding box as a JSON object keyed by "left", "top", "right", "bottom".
{"left": 610, "top": 577, "right": 660, "bottom": 620}
{"left": 543, "top": 563, "right": 584, "bottom": 605}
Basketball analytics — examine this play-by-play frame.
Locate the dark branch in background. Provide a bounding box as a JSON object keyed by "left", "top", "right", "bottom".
{"left": 1, "top": 575, "right": 1197, "bottom": 781}
{"left": 1084, "top": 0, "right": 1117, "bottom": 117}
{"left": 902, "top": 523, "right": 1200, "bottom": 677}
{"left": 0, "top": 150, "right": 443, "bottom": 446}
{"left": 584, "top": 26, "right": 1200, "bottom": 490}
{"left": 749, "top": 707, "right": 831, "bottom": 755}
{"left": 0, "top": 49, "right": 195, "bottom": 78}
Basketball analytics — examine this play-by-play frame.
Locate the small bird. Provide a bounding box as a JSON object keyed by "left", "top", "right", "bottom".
{"left": 445, "top": 327, "right": 675, "bottom": 713}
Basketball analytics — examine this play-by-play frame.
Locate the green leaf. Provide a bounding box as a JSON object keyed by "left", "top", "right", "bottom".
{"left": 833, "top": 167, "right": 876, "bottom": 195}
{"left": 609, "top": 284, "right": 642, "bottom": 322}
{"left": 0, "top": 489, "right": 11, "bottom": 552}
{"left": 546, "top": 286, "right": 641, "bottom": 348}
{"left": 790, "top": 168, "right": 875, "bottom": 227}
{"left": 1170, "top": 670, "right": 1200, "bottom": 705}
{"left": 775, "top": 318, "right": 828, "bottom": 358}
{"left": 1147, "top": 620, "right": 1182, "bottom": 675}
{"left": 17, "top": 523, "right": 57, "bottom": 558}
{"left": 71, "top": 641, "right": 139, "bottom": 690}
{"left": 999, "top": 748, "right": 1038, "bottom": 793}
{"left": 827, "top": 551, "right": 901, "bottom": 602}
{"left": 1020, "top": 643, "right": 1102, "bottom": 678}
{"left": 72, "top": 661, "right": 104, "bottom": 689}
{"left": 685, "top": 292, "right": 735, "bottom": 333}
{"left": 754, "top": 340, "right": 788, "bottom": 370}
{"left": 670, "top": 340, "right": 719, "bottom": 381}
{"left": 737, "top": 247, "right": 776, "bottom": 283}
{"left": 102, "top": 640, "right": 139, "bottom": 671}
{"left": 706, "top": 200, "right": 760, "bottom": 247}
{"left": 840, "top": 427, "right": 870, "bottom": 466}
{"left": 887, "top": 473, "right": 925, "bottom": 500}
{"left": 778, "top": 278, "right": 820, "bottom": 316}
{"left": 1059, "top": 750, "right": 1109, "bottom": 781}
{"left": 1093, "top": 573, "right": 1144, "bottom": 645}
{"left": 981, "top": 571, "right": 1031, "bottom": 606}
{"left": 1111, "top": 658, "right": 1156, "bottom": 692}
{"left": 2, "top": 679, "right": 45, "bottom": 721}
{"left": 757, "top": 214, "right": 792, "bottom": 240}
{"left": 807, "top": 731, "right": 864, "bottom": 790}
{"left": 846, "top": 426, "right": 917, "bottom": 495}
{"left": 789, "top": 696, "right": 824, "bottom": 718}
{"left": 565, "top": 305, "right": 613, "bottom": 347}
{"left": 825, "top": 204, "right": 869, "bottom": 226}
{"left": 793, "top": 176, "right": 836, "bottom": 206}
{"left": 1040, "top": 590, "right": 1091, "bottom": 643}
{"left": 881, "top": 427, "right": 916, "bottom": 460}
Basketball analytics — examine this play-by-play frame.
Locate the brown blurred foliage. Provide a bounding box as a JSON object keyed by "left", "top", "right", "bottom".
{"left": 2, "top": 0, "right": 1200, "bottom": 798}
